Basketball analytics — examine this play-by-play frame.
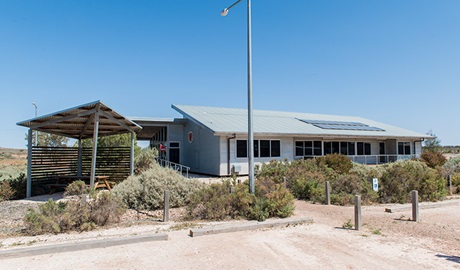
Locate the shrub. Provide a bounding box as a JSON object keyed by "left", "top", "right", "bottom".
{"left": 316, "top": 154, "right": 353, "bottom": 174}
{"left": 186, "top": 178, "right": 294, "bottom": 221}
{"left": 442, "top": 156, "right": 460, "bottom": 178}
{"left": 64, "top": 180, "right": 90, "bottom": 196}
{"left": 6, "top": 173, "right": 27, "bottom": 199}
{"left": 330, "top": 173, "right": 378, "bottom": 205}
{"left": 134, "top": 147, "right": 158, "bottom": 175}
{"left": 378, "top": 160, "right": 446, "bottom": 203}
{"left": 24, "top": 192, "right": 125, "bottom": 235}
{"left": 0, "top": 180, "right": 15, "bottom": 201}
{"left": 186, "top": 180, "right": 253, "bottom": 220}
{"left": 289, "top": 171, "right": 326, "bottom": 202}
{"left": 112, "top": 163, "right": 204, "bottom": 211}
{"left": 421, "top": 150, "right": 447, "bottom": 168}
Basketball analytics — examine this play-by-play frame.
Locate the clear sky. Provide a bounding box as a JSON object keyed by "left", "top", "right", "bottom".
{"left": 1, "top": 0, "right": 459, "bottom": 149}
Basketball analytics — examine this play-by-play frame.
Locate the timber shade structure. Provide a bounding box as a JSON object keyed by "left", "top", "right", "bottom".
{"left": 17, "top": 100, "right": 142, "bottom": 197}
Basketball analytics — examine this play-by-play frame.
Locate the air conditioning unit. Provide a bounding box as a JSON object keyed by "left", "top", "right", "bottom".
{"left": 231, "top": 164, "right": 241, "bottom": 175}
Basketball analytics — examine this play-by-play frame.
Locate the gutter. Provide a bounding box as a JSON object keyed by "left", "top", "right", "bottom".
{"left": 227, "top": 133, "right": 236, "bottom": 175}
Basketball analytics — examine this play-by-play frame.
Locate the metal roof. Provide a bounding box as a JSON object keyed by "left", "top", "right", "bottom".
{"left": 128, "top": 117, "right": 187, "bottom": 140}
{"left": 17, "top": 101, "right": 142, "bottom": 139}
{"left": 172, "top": 105, "right": 432, "bottom": 140}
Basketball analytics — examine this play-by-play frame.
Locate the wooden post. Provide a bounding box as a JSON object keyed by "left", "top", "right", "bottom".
{"left": 130, "top": 131, "right": 135, "bottom": 175}
{"left": 354, "top": 195, "right": 361, "bottom": 230}
{"left": 283, "top": 176, "right": 287, "bottom": 189}
{"left": 325, "top": 181, "right": 331, "bottom": 205}
{"left": 449, "top": 175, "right": 453, "bottom": 196}
{"left": 163, "top": 190, "right": 170, "bottom": 222}
{"left": 411, "top": 190, "right": 419, "bottom": 222}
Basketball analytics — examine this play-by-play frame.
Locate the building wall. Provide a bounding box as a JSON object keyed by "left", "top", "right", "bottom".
{"left": 220, "top": 136, "right": 293, "bottom": 176}
{"left": 181, "top": 121, "right": 221, "bottom": 175}
{"left": 166, "top": 123, "right": 184, "bottom": 162}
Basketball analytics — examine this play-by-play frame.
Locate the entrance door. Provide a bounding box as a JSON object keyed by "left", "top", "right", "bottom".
{"left": 379, "top": 142, "right": 386, "bottom": 163}
{"left": 169, "top": 142, "right": 180, "bottom": 164}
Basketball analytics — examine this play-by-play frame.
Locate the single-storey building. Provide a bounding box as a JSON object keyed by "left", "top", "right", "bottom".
{"left": 132, "top": 105, "right": 432, "bottom": 176}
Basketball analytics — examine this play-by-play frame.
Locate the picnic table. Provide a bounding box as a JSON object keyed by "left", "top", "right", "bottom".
{"left": 48, "top": 175, "right": 114, "bottom": 194}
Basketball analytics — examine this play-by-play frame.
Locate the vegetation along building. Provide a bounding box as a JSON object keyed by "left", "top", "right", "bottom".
{"left": 132, "top": 105, "right": 432, "bottom": 176}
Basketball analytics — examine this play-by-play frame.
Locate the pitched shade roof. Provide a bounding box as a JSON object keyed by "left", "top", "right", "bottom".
{"left": 17, "top": 101, "right": 142, "bottom": 139}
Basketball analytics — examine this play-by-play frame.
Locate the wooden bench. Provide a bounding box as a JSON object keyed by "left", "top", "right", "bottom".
{"left": 48, "top": 175, "right": 114, "bottom": 194}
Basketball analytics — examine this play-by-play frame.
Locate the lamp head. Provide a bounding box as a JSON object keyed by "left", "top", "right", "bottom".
{"left": 220, "top": 8, "right": 229, "bottom": 16}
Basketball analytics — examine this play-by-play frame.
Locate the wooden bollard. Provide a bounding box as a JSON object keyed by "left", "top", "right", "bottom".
{"left": 325, "top": 181, "right": 331, "bottom": 205}
{"left": 449, "top": 175, "right": 453, "bottom": 195}
{"left": 283, "top": 177, "right": 287, "bottom": 189}
{"left": 354, "top": 195, "right": 361, "bottom": 230}
{"left": 411, "top": 190, "right": 419, "bottom": 222}
{"left": 163, "top": 190, "right": 170, "bottom": 222}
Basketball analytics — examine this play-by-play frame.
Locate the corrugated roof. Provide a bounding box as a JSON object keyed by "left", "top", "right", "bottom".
{"left": 17, "top": 101, "right": 142, "bottom": 139}
{"left": 172, "top": 104, "right": 431, "bottom": 139}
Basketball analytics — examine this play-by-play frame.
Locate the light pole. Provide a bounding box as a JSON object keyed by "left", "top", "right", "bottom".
{"left": 32, "top": 102, "right": 38, "bottom": 146}
{"left": 221, "top": 0, "right": 254, "bottom": 194}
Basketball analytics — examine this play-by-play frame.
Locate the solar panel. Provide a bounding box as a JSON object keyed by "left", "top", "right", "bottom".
{"left": 298, "top": 119, "right": 385, "bottom": 132}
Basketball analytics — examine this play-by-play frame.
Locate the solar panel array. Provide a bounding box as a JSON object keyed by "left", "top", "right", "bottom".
{"left": 298, "top": 119, "right": 385, "bottom": 132}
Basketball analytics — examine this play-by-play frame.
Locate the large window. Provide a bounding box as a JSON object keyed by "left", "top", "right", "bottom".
{"left": 398, "top": 142, "right": 411, "bottom": 155}
{"left": 357, "top": 142, "right": 371, "bottom": 155}
{"left": 236, "top": 139, "right": 281, "bottom": 158}
{"left": 236, "top": 140, "right": 248, "bottom": 158}
{"left": 296, "top": 141, "right": 323, "bottom": 157}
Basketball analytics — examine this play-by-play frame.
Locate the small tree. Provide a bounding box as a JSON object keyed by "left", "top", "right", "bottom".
{"left": 25, "top": 132, "right": 69, "bottom": 147}
{"left": 423, "top": 130, "right": 441, "bottom": 151}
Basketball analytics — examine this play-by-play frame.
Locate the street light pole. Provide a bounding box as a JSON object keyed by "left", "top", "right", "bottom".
{"left": 221, "top": 0, "right": 255, "bottom": 194}
{"left": 32, "top": 102, "right": 38, "bottom": 146}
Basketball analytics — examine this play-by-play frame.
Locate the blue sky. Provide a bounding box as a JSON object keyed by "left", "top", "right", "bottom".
{"left": 1, "top": 0, "right": 459, "bottom": 149}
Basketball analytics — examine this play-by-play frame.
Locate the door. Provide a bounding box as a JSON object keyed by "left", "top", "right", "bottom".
{"left": 169, "top": 142, "right": 180, "bottom": 164}
{"left": 379, "top": 142, "right": 386, "bottom": 163}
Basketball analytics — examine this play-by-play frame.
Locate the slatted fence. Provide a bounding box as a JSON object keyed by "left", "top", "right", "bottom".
{"left": 31, "top": 146, "right": 131, "bottom": 187}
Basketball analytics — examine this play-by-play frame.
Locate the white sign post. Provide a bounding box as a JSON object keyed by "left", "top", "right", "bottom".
{"left": 372, "top": 178, "right": 378, "bottom": 192}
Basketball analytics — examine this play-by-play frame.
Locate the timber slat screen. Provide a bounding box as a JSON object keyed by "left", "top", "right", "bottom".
{"left": 31, "top": 146, "right": 131, "bottom": 187}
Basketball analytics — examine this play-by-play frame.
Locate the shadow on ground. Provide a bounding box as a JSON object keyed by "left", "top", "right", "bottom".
{"left": 436, "top": 254, "right": 460, "bottom": 264}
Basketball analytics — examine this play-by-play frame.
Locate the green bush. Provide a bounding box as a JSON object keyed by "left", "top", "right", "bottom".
{"left": 186, "top": 180, "right": 252, "bottom": 220}
{"left": 64, "top": 180, "right": 90, "bottom": 196}
{"left": 6, "top": 173, "right": 27, "bottom": 199}
{"left": 378, "top": 160, "right": 446, "bottom": 203}
{"left": 24, "top": 192, "right": 125, "bottom": 235}
{"left": 134, "top": 147, "right": 158, "bottom": 175}
{"left": 442, "top": 156, "right": 460, "bottom": 178}
{"left": 112, "top": 163, "right": 204, "bottom": 211}
{"left": 0, "top": 180, "right": 15, "bottom": 201}
{"left": 421, "top": 150, "right": 447, "bottom": 168}
{"left": 316, "top": 154, "right": 353, "bottom": 174}
{"left": 186, "top": 178, "right": 294, "bottom": 221}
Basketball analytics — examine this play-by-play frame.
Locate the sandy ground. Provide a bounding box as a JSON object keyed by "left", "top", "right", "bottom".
{"left": 1, "top": 198, "right": 460, "bottom": 269}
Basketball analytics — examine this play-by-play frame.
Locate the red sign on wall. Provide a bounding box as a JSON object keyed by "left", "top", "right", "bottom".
{"left": 188, "top": 131, "right": 193, "bottom": 143}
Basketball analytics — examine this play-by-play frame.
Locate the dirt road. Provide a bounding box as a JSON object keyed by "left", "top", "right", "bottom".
{"left": 2, "top": 200, "right": 460, "bottom": 269}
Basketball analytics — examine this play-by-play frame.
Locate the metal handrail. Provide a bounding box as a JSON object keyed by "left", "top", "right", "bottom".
{"left": 297, "top": 154, "right": 420, "bottom": 165}
{"left": 155, "top": 157, "right": 190, "bottom": 178}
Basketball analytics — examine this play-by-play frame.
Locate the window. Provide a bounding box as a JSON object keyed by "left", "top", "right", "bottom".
{"left": 398, "top": 142, "right": 411, "bottom": 155}
{"left": 296, "top": 141, "right": 323, "bottom": 156}
{"left": 332, "top": 142, "right": 340, "bottom": 154}
{"left": 340, "top": 142, "right": 348, "bottom": 155}
{"left": 357, "top": 142, "right": 371, "bottom": 155}
{"left": 260, "top": 140, "right": 270, "bottom": 157}
{"left": 324, "top": 142, "right": 332, "bottom": 155}
{"left": 236, "top": 140, "right": 247, "bottom": 158}
{"left": 295, "top": 141, "right": 303, "bottom": 156}
{"left": 237, "top": 139, "right": 281, "bottom": 158}
{"left": 305, "top": 141, "right": 313, "bottom": 156}
{"left": 271, "top": 141, "right": 281, "bottom": 157}
{"left": 314, "top": 141, "right": 322, "bottom": 156}
{"left": 348, "top": 142, "right": 355, "bottom": 155}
